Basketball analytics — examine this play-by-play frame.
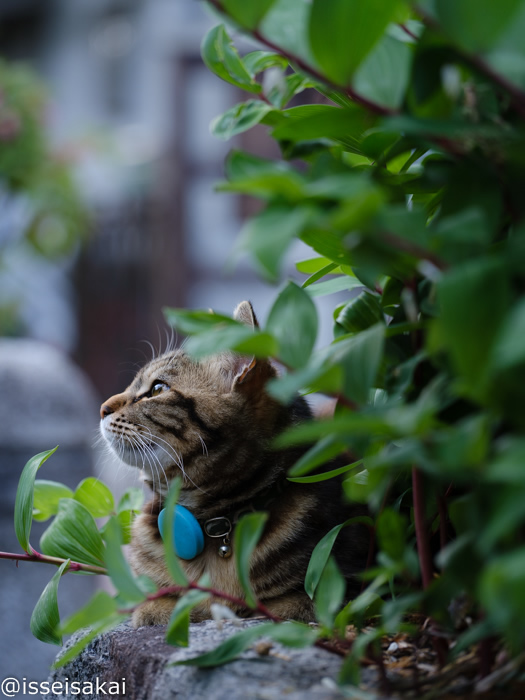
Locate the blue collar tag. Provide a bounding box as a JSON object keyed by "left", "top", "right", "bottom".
{"left": 158, "top": 505, "right": 205, "bottom": 560}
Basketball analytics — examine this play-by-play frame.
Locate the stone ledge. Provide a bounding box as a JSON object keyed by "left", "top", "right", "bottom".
{"left": 45, "top": 620, "right": 360, "bottom": 700}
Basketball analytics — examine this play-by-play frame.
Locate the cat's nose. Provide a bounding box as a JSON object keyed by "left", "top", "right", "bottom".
{"left": 100, "top": 392, "right": 127, "bottom": 419}
{"left": 100, "top": 403, "right": 113, "bottom": 419}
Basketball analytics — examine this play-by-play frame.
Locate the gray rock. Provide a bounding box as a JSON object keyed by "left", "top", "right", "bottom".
{"left": 0, "top": 338, "right": 99, "bottom": 448}
{"left": 46, "top": 620, "right": 355, "bottom": 700}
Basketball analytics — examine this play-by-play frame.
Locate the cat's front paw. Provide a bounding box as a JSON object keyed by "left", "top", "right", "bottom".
{"left": 131, "top": 597, "right": 177, "bottom": 627}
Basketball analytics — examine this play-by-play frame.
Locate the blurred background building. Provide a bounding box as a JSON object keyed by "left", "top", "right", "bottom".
{"left": 0, "top": 0, "right": 302, "bottom": 400}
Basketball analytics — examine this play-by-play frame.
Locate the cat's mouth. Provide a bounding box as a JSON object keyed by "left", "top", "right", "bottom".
{"left": 100, "top": 419, "right": 179, "bottom": 474}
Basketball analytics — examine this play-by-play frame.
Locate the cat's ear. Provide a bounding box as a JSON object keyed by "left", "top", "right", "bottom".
{"left": 230, "top": 301, "right": 275, "bottom": 392}
{"left": 233, "top": 301, "right": 259, "bottom": 328}
{"left": 231, "top": 353, "right": 275, "bottom": 393}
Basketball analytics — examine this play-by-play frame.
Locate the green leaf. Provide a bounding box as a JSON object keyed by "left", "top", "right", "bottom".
{"left": 201, "top": 25, "right": 260, "bottom": 93}
{"left": 266, "top": 282, "right": 318, "bottom": 368}
{"left": 236, "top": 205, "right": 312, "bottom": 282}
{"left": 288, "top": 435, "right": 349, "bottom": 477}
{"left": 329, "top": 324, "right": 385, "bottom": 404}
{"left": 164, "top": 308, "right": 237, "bottom": 334}
{"left": 272, "top": 105, "right": 374, "bottom": 153}
{"left": 243, "top": 51, "right": 289, "bottom": 76}
{"left": 30, "top": 560, "right": 69, "bottom": 645}
{"left": 267, "top": 72, "right": 314, "bottom": 109}
{"left": 437, "top": 258, "right": 510, "bottom": 399}
{"left": 174, "top": 623, "right": 273, "bottom": 667}
{"left": 288, "top": 459, "right": 362, "bottom": 484}
{"left": 352, "top": 35, "right": 412, "bottom": 110}
{"left": 221, "top": 0, "right": 278, "bottom": 30}
{"left": 118, "top": 487, "right": 144, "bottom": 513}
{"left": 15, "top": 446, "right": 58, "bottom": 553}
{"left": 336, "top": 292, "right": 383, "bottom": 334}
{"left": 300, "top": 228, "right": 354, "bottom": 267}
{"left": 234, "top": 512, "right": 268, "bottom": 608}
{"left": 74, "top": 477, "right": 115, "bottom": 518}
{"left": 376, "top": 508, "right": 407, "bottom": 562}
{"left": 100, "top": 508, "right": 135, "bottom": 545}
{"left": 477, "top": 488, "right": 525, "bottom": 553}
{"left": 491, "top": 298, "right": 525, "bottom": 372}
{"left": 309, "top": 0, "right": 404, "bottom": 84}
{"left": 40, "top": 498, "right": 105, "bottom": 567}
{"left": 260, "top": 0, "right": 317, "bottom": 67}
{"left": 266, "top": 362, "right": 343, "bottom": 404}
{"left": 306, "top": 276, "right": 363, "bottom": 298}
{"left": 164, "top": 309, "right": 278, "bottom": 358}
{"left": 59, "top": 590, "right": 118, "bottom": 635}
{"left": 266, "top": 621, "right": 318, "bottom": 648}
{"left": 302, "top": 263, "right": 338, "bottom": 288}
{"left": 53, "top": 617, "right": 126, "bottom": 669}
{"left": 297, "top": 256, "right": 332, "bottom": 275}
{"left": 161, "top": 478, "right": 189, "bottom": 587}
{"left": 305, "top": 517, "right": 373, "bottom": 599}
{"left": 174, "top": 621, "right": 316, "bottom": 667}
{"left": 33, "top": 480, "right": 73, "bottom": 522}
{"left": 185, "top": 327, "right": 278, "bottom": 361}
{"left": 435, "top": 0, "right": 523, "bottom": 53}
{"left": 479, "top": 547, "right": 525, "bottom": 651}
{"left": 314, "top": 556, "right": 346, "bottom": 629}
{"left": 103, "top": 516, "right": 145, "bottom": 604}
{"left": 221, "top": 151, "right": 305, "bottom": 201}
{"left": 485, "top": 439, "right": 525, "bottom": 483}
{"left": 275, "top": 413, "right": 397, "bottom": 448}
{"left": 211, "top": 100, "right": 276, "bottom": 141}
{"left": 166, "top": 589, "right": 210, "bottom": 647}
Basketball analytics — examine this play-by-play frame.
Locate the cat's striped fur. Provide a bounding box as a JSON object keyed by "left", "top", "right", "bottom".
{"left": 100, "top": 301, "right": 369, "bottom": 626}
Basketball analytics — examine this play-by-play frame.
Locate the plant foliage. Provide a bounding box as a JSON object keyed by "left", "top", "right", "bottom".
{"left": 4, "top": 0, "right": 525, "bottom": 690}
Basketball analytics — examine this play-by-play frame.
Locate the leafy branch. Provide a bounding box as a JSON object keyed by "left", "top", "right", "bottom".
{"left": 206, "top": 0, "right": 396, "bottom": 117}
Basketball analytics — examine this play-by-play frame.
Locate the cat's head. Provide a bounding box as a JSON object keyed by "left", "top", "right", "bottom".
{"left": 99, "top": 301, "right": 283, "bottom": 495}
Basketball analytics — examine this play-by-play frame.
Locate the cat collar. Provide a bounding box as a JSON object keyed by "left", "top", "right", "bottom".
{"left": 157, "top": 505, "right": 232, "bottom": 560}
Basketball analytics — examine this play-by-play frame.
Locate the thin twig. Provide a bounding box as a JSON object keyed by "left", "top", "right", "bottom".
{"left": 399, "top": 23, "right": 419, "bottom": 42}
{"left": 0, "top": 550, "right": 107, "bottom": 575}
{"left": 412, "top": 469, "right": 433, "bottom": 590}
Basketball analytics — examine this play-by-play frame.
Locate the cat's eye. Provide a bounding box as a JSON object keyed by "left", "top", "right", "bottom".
{"left": 149, "top": 381, "right": 169, "bottom": 397}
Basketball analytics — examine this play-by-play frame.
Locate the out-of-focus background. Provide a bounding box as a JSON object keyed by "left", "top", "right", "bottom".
{"left": 0, "top": 0, "right": 329, "bottom": 682}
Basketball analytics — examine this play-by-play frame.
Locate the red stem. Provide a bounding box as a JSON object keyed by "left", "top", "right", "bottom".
{"left": 412, "top": 468, "right": 433, "bottom": 589}
{"left": 399, "top": 23, "right": 419, "bottom": 42}
{"left": 0, "top": 550, "right": 107, "bottom": 575}
{"left": 437, "top": 491, "right": 448, "bottom": 555}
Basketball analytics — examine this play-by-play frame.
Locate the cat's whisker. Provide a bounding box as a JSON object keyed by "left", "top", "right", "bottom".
{"left": 196, "top": 432, "right": 209, "bottom": 457}
{"left": 138, "top": 436, "right": 170, "bottom": 496}
{"left": 134, "top": 422, "right": 208, "bottom": 495}
{"left": 139, "top": 339, "right": 157, "bottom": 362}
{"left": 129, "top": 427, "right": 170, "bottom": 496}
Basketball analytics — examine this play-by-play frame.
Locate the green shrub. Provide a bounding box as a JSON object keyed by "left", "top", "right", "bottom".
{"left": 177, "top": 0, "right": 525, "bottom": 667}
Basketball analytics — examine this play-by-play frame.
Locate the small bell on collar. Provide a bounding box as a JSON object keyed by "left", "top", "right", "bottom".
{"left": 204, "top": 516, "right": 233, "bottom": 559}
{"left": 218, "top": 536, "right": 232, "bottom": 558}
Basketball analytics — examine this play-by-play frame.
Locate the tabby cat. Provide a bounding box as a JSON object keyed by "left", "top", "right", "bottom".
{"left": 100, "top": 301, "right": 369, "bottom": 627}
